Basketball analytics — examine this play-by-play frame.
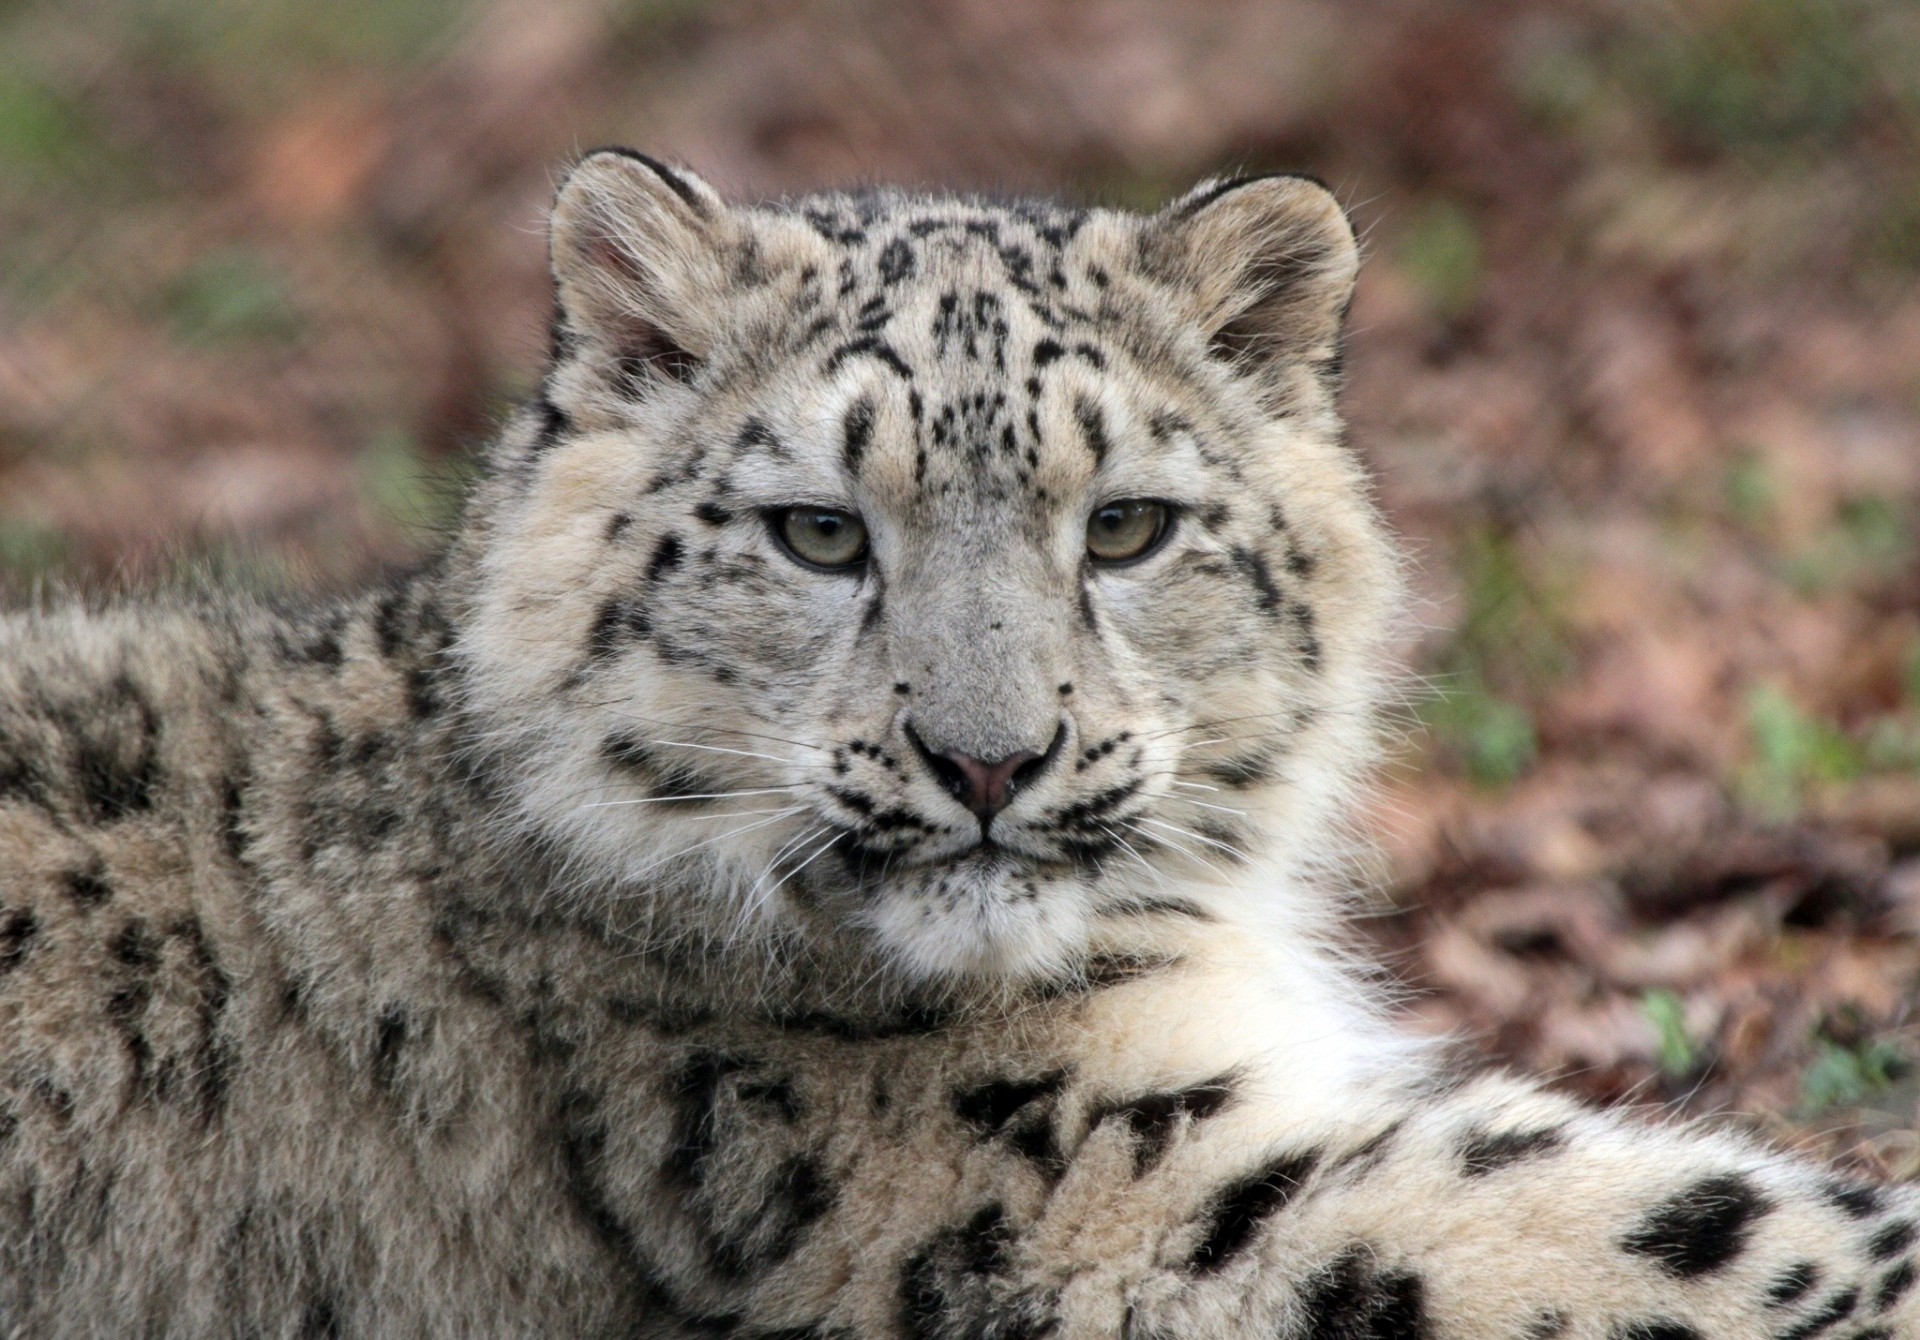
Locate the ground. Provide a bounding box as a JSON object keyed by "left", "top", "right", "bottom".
{"left": 2, "top": 0, "right": 1918, "bottom": 1169}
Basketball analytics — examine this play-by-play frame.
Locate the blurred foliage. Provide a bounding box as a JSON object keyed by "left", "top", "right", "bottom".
{"left": 1394, "top": 199, "right": 1483, "bottom": 321}
{"left": 162, "top": 248, "right": 303, "bottom": 346}
{"left": 1738, "top": 686, "right": 1863, "bottom": 822}
{"left": 359, "top": 428, "right": 473, "bottom": 540}
{"left": 110, "top": 0, "right": 468, "bottom": 88}
{"left": 0, "top": 519, "right": 69, "bottom": 585}
{"left": 1720, "top": 448, "right": 1779, "bottom": 532}
{"left": 1801, "top": 1011, "right": 1910, "bottom": 1117}
{"left": 1420, "top": 526, "right": 1570, "bottom": 787}
{"left": 1778, "top": 496, "right": 1914, "bottom": 596}
{"left": 1629, "top": 0, "right": 1871, "bottom": 155}
{"left": 1641, "top": 989, "right": 1698, "bottom": 1079}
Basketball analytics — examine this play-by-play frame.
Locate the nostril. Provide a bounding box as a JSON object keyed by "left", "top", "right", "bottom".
{"left": 1007, "top": 722, "right": 1068, "bottom": 797}
{"left": 904, "top": 723, "right": 974, "bottom": 808}
{"left": 903, "top": 720, "right": 1069, "bottom": 820}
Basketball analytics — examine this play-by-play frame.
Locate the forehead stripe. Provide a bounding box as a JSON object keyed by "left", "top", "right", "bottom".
{"left": 842, "top": 398, "right": 876, "bottom": 476}
{"left": 1073, "top": 397, "right": 1112, "bottom": 466}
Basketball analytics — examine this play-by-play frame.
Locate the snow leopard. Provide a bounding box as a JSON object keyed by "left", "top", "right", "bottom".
{"left": 1, "top": 149, "right": 1915, "bottom": 1339}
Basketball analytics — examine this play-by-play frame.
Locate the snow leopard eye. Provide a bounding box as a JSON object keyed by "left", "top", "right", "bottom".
{"left": 772, "top": 507, "right": 870, "bottom": 571}
{"left": 1086, "top": 500, "right": 1172, "bottom": 565}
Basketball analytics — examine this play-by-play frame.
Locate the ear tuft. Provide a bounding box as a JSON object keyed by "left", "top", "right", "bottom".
{"left": 548, "top": 149, "right": 729, "bottom": 395}
{"left": 1144, "top": 173, "right": 1358, "bottom": 398}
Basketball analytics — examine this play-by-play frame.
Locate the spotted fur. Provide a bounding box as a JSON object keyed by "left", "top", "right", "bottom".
{"left": 1, "top": 151, "right": 1914, "bottom": 1337}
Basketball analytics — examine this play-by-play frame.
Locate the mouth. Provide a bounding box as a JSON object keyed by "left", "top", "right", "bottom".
{"left": 828, "top": 828, "right": 1114, "bottom": 891}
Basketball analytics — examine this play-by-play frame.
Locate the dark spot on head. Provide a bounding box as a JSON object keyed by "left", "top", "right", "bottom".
{"left": 736, "top": 417, "right": 786, "bottom": 457}
{"left": 695, "top": 500, "right": 733, "bottom": 526}
{"left": 63, "top": 866, "right": 112, "bottom": 908}
{"left": 1073, "top": 396, "right": 1111, "bottom": 466}
{"left": 646, "top": 534, "right": 685, "bottom": 582}
{"left": 299, "top": 1291, "right": 343, "bottom": 1339}
{"left": 110, "top": 918, "right": 160, "bottom": 970}
{"left": 604, "top": 512, "right": 632, "bottom": 542}
{"left": 0, "top": 908, "right": 39, "bottom": 973}
{"left": 586, "top": 597, "right": 651, "bottom": 661}
{"left": 842, "top": 397, "right": 877, "bottom": 475}
{"left": 1229, "top": 546, "right": 1284, "bottom": 618}
{"left": 371, "top": 1006, "right": 407, "bottom": 1092}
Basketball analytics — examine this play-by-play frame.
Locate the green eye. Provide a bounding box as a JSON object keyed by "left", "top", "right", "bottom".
{"left": 774, "top": 507, "right": 869, "bottom": 570}
{"left": 1086, "top": 500, "right": 1172, "bottom": 564}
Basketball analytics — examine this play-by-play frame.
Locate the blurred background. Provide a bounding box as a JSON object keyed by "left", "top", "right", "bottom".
{"left": 2, "top": 0, "right": 1919, "bottom": 1160}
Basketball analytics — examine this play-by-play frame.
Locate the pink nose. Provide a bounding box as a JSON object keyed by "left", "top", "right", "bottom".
{"left": 904, "top": 722, "right": 1064, "bottom": 821}
{"left": 938, "top": 748, "right": 1041, "bottom": 818}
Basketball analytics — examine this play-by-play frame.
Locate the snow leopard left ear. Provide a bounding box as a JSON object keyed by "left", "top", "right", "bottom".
{"left": 548, "top": 149, "right": 731, "bottom": 393}
{"left": 1143, "top": 173, "right": 1358, "bottom": 398}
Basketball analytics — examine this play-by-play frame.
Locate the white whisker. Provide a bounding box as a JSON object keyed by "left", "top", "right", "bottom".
{"left": 1173, "top": 797, "right": 1248, "bottom": 817}
{"left": 650, "top": 739, "right": 800, "bottom": 766}
{"left": 1135, "top": 816, "right": 1247, "bottom": 861}
{"left": 757, "top": 829, "right": 843, "bottom": 907}
{"left": 578, "top": 787, "right": 802, "bottom": 810}
{"left": 628, "top": 810, "right": 800, "bottom": 880}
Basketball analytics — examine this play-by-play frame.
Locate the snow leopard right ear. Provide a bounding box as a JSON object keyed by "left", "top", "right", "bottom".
{"left": 548, "top": 149, "right": 730, "bottom": 393}
{"left": 1141, "top": 173, "right": 1359, "bottom": 403}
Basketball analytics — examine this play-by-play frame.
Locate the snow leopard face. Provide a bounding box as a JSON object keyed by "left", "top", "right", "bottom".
{"left": 456, "top": 151, "right": 1401, "bottom": 984}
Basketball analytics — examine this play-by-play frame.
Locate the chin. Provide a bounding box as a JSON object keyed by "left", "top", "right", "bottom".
{"left": 854, "top": 854, "right": 1098, "bottom": 987}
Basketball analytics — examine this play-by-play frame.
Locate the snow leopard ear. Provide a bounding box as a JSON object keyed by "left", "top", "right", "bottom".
{"left": 1143, "top": 173, "right": 1358, "bottom": 399}
{"left": 548, "top": 149, "right": 730, "bottom": 392}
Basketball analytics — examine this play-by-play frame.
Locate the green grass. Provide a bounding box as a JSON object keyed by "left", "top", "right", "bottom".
{"left": 0, "top": 518, "right": 70, "bottom": 585}
{"left": 1737, "top": 685, "right": 1864, "bottom": 821}
{"left": 359, "top": 429, "right": 471, "bottom": 542}
{"left": 1641, "top": 989, "right": 1698, "bottom": 1078}
{"left": 1721, "top": 448, "right": 1780, "bottom": 531}
{"left": 1395, "top": 198, "right": 1483, "bottom": 321}
{"left": 162, "top": 248, "right": 303, "bottom": 347}
{"left": 119, "top": 0, "right": 471, "bottom": 74}
{"left": 1626, "top": 0, "right": 1871, "bottom": 156}
{"left": 0, "top": 76, "right": 106, "bottom": 182}
{"left": 1776, "top": 494, "right": 1913, "bottom": 595}
{"left": 1421, "top": 676, "right": 1538, "bottom": 788}
{"left": 1800, "top": 1034, "right": 1908, "bottom": 1116}
{"left": 1417, "top": 526, "right": 1571, "bottom": 787}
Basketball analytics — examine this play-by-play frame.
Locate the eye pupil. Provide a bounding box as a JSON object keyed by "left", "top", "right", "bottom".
{"left": 1086, "top": 499, "right": 1170, "bottom": 563}
{"left": 774, "top": 507, "right": 869, "bottom": 570}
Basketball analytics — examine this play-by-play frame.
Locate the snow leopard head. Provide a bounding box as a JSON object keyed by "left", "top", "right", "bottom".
{"left": 455, "top": 151, "right": 1400, "bottom": 985}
